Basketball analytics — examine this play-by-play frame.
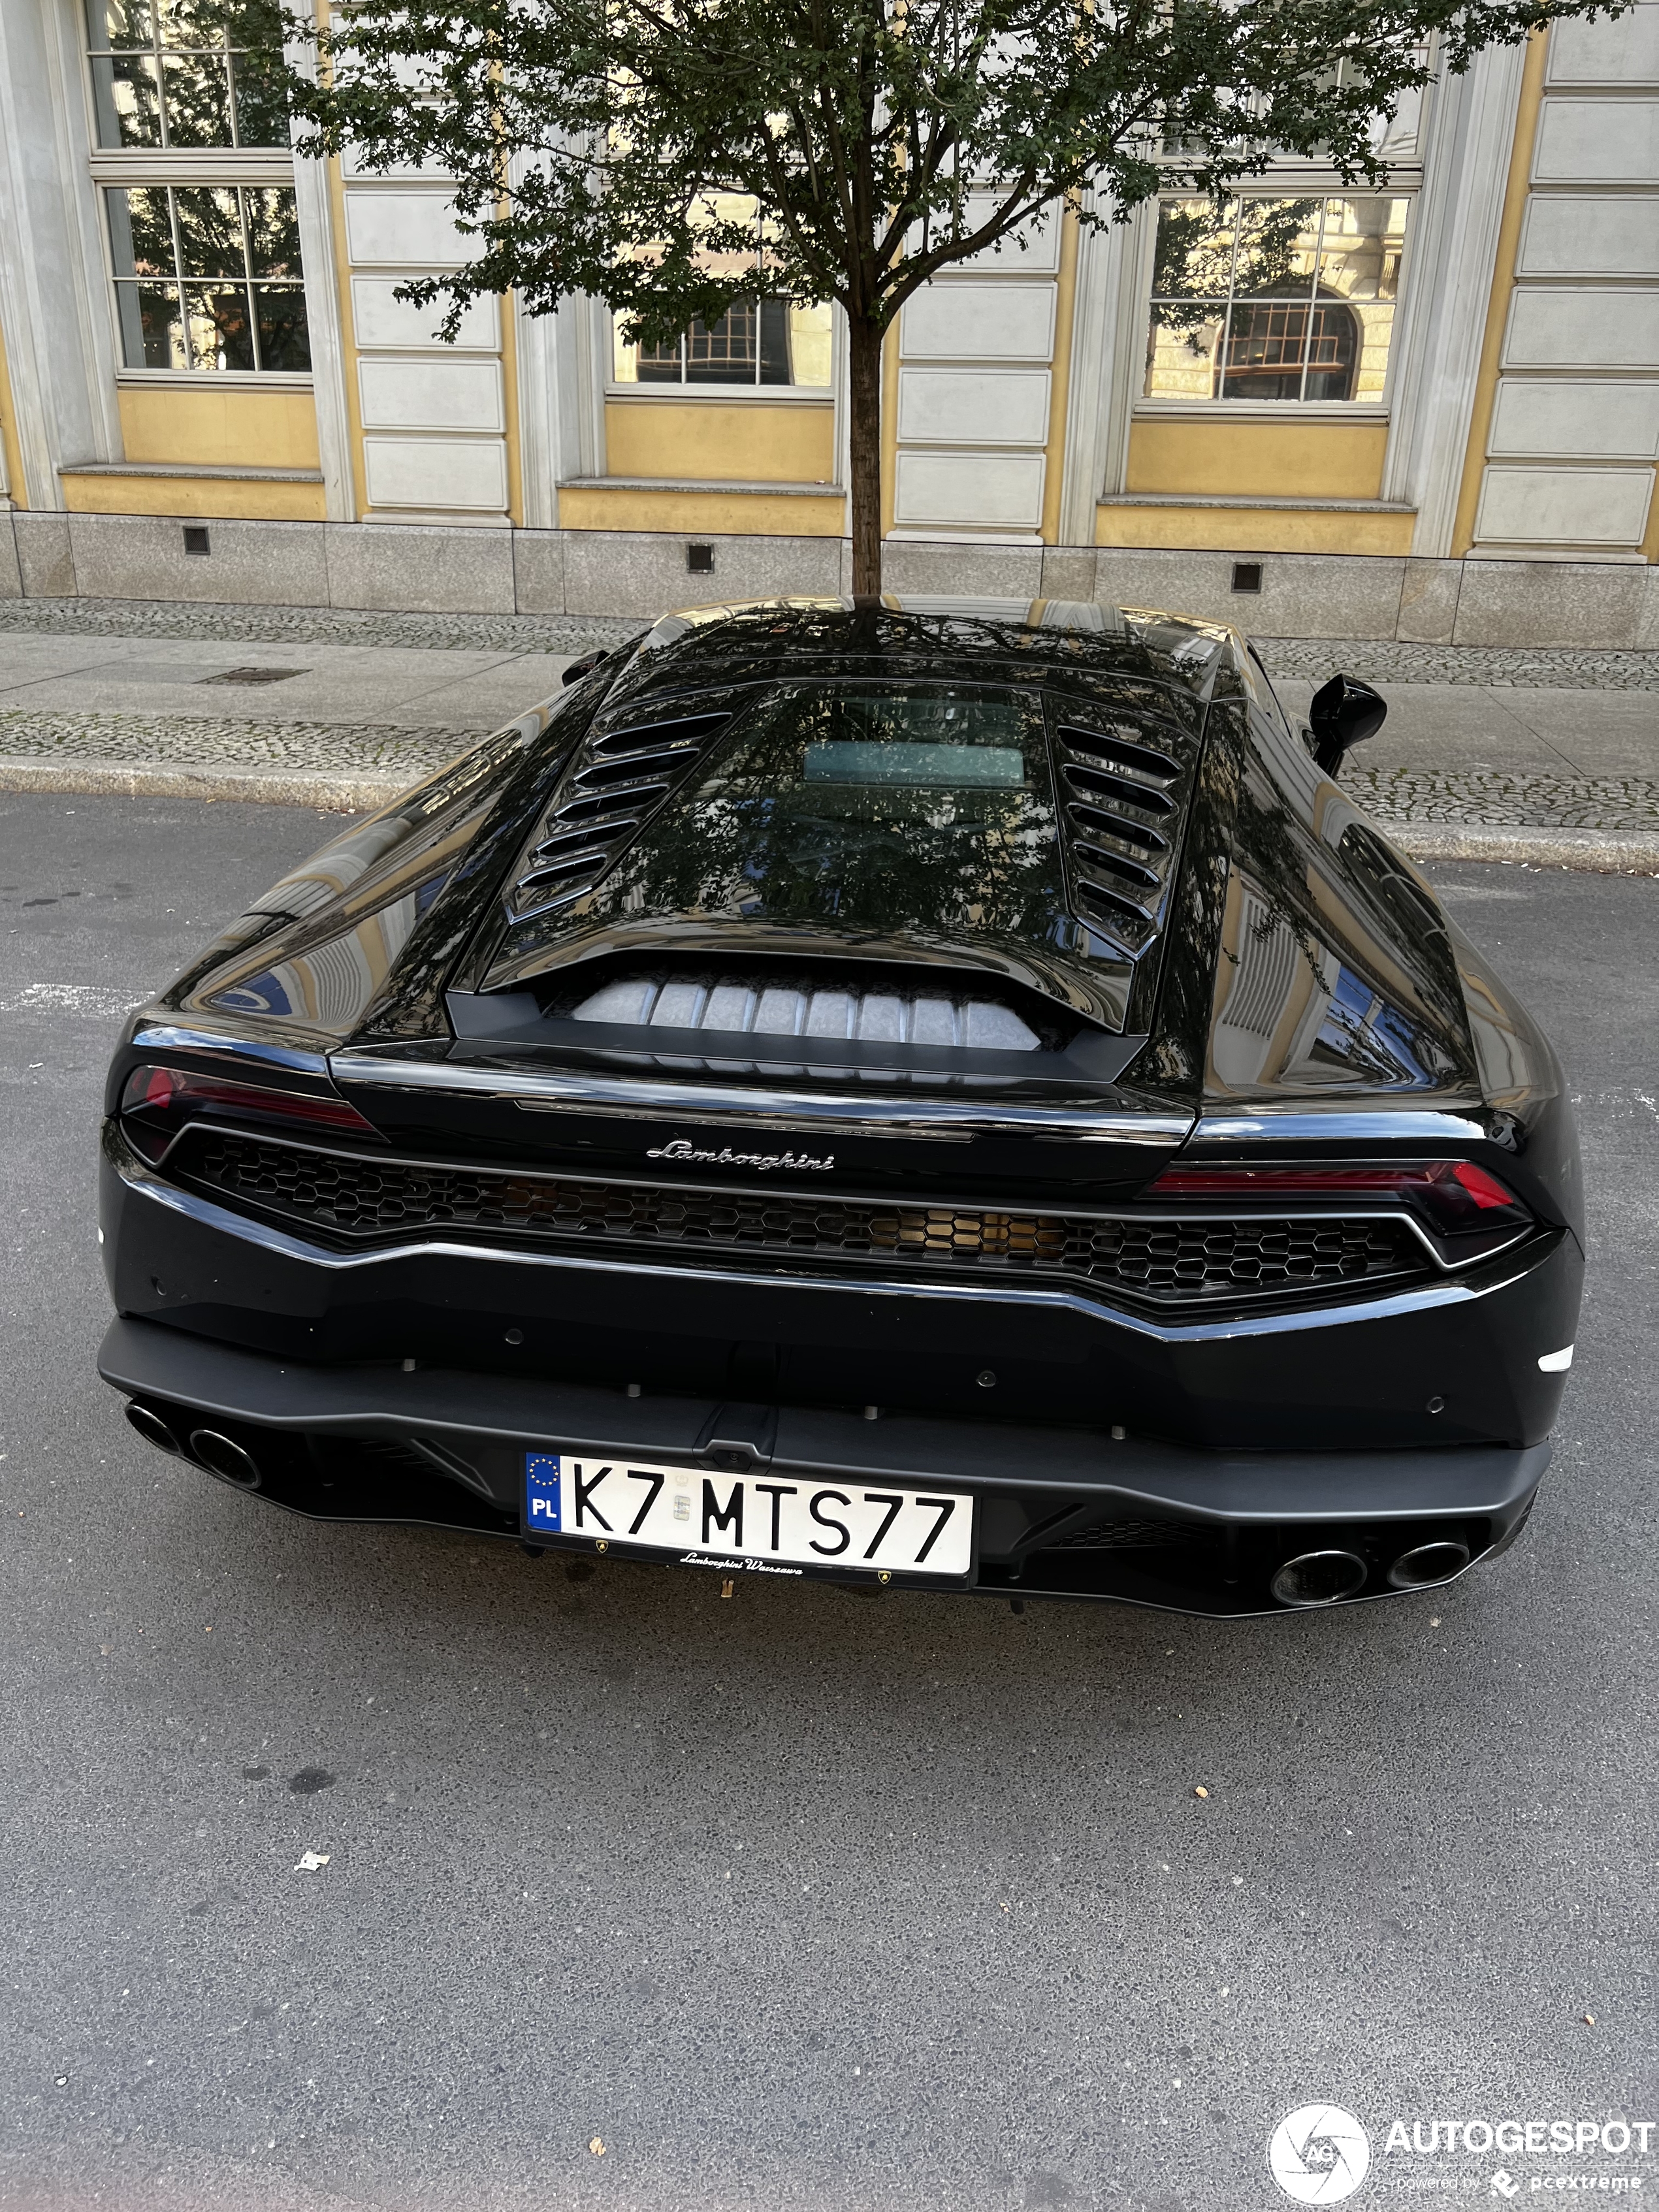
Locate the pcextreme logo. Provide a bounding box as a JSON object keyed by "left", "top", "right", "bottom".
{"left": 1268, "top": 2104, "right": 1656, "bottom": 2203}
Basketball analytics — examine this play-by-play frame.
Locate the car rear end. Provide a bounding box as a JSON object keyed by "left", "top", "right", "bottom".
{"left": 97, "top": 601, "right": 1583, "bottom": 1615}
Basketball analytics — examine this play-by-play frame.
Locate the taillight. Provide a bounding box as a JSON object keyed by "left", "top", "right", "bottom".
{"left": 118, "top": 1063, "right": 381, "bottom": 1161}
{"left": 1146, "top": 1159, "right": 1533, "bottom": 1257}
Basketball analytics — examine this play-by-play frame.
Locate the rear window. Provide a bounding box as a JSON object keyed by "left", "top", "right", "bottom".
{"left": 588, "top": 684, "right": 1067, "bottom": 940}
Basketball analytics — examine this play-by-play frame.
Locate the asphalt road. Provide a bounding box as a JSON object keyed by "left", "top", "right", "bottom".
{"left": 1, "top": 793, "right": 1654, "bottom": 2212}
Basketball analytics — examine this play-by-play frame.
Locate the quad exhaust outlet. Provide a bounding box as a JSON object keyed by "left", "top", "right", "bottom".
{"left": 1387, "top": 1539, "right": 1471, "bottom": 1590}
{"left": 188, "top": 1428, "right": 263, "bottom": 1490}
{"left": 1270, "top": 1548, "right": 1369, "bottom": 1608}
{"left": 123, "top": 1400, "right": 181, "bottom": 1455}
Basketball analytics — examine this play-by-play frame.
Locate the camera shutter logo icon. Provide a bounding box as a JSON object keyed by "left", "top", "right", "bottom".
{"left": 1268, "top": 2105, "right": 1372, "bottom": 2203}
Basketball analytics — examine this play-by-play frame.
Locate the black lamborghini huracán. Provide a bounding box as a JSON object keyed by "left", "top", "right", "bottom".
{"left": 98, "top": 597, "right": 1581, "bottom": 1615}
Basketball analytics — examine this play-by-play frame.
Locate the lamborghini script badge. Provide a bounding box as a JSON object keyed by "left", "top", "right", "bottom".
{"left": 647, "top": 1138, "right": 836, "bottom": 1172}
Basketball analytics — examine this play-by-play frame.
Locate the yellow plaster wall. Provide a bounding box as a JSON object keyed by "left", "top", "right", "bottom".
{"left": 499, "top": 291, "right": 525, "bottom": 528}
{"left": 1097, "top": 503, "right": 1414, "bottom": 555}
{"left": 117, "top": 385, "right": 321, "bottom": 470}
{"left": 324, "top": 153, "right": 369, "bottom": 522}
{"left": 560, "top": 483, "right": 844, "bottom": 536}
{"left": 63, "top": 473, "right": 325, "bottom": 519}
{"left": 0, "top": 310, "right": 27, "bottom": 506}
{"left": 1039, "top": 206, "right": 1082, "bottom": 545}
{"left": 604, "top": 401, "right": 835, "bottom": 485}
{"left": 1126, "top": 418, "right": 1388, "bottom": 502}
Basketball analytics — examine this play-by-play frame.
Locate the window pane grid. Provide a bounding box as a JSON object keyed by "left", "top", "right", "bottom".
{"left": 1145, "top": 195, "right": 1406, "bottom": 406}
{"left": 85, "top": 0, "right": 288, "bottom": 148}
{"left": 105, "top": 182, "right": 308, "bottom": 374}
{"left": 611, "top": 197, "right": 831, "bottom": 392}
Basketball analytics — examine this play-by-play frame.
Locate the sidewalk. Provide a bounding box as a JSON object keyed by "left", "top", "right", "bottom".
{"left": 1268, "top": 654, "right": 1659, "bottom": 869}
{"left": 0, "top": 596, "right": 1656, "bottom": 868}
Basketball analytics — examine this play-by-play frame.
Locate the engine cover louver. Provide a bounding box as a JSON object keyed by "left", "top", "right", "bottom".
{"left": 1050, "top": 714, "right": 1193, "bottom": 962}
{"left": 508, "top": 707, "right": 733, "bottom": 922}
{"left": 570, "top": 973, "right": 1042, "bottom": 1051}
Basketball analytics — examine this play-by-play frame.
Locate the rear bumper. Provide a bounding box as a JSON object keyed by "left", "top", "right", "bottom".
{"left": 101, "top": 1134, "right": 1582, "bottom": 1454}
{"left": 100, "top": 1315, "right": 1549, "bottom": 1617}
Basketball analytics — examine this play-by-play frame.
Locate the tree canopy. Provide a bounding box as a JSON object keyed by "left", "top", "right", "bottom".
{"left": 280, "top": 0, "right": 1628, "bottom": 590}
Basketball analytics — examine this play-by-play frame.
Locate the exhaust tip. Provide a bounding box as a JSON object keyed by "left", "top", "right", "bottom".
{"left": 1387, "top": 1539, "right": 1471, "bottom": 1590}
{"left": 189, "top": 1428, "right": 262, "bottom": 1490}
{"left": 125, "top": 1400, "right": 181, "bottom": 1455}
{"left": 1271, "top": 1548, "right": 1368, "bottom": 1609}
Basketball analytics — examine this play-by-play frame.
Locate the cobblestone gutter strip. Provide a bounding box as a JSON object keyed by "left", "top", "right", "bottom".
{"left": 1259, "top": 638, "right": 1659, "bottom": 690}
{"left": 0, "top": 707, "right": 470, "bottom": 777}
{"left": 1347, "top": 766, "right": 1659, "bottom": 830}
{"left": 0, "top": 596, "right": 647, "bottom": 656}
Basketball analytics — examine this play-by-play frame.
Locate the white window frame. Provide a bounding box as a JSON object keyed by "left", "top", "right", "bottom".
{"left": 81, "top": 22, "right": 311, "bottom": 385}
{"left": 604, "top": 202, "right": 839, "bottom": 404}
{"left": 605, "top": 299, "right": 839, "bottom": 406}
{"left": 1133, "top": 177, "right": 1421, "bottom": 422}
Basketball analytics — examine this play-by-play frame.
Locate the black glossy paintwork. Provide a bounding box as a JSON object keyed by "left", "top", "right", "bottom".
{"left": 476, "top": 649, "right": 1213, "bottom": 1035}
{"left": 96, "top": 597, "right": 1586, "bottom": 1610}
{"left": 100, "top": 1117, "right": 1579, "bottom": 1452}
{"left": 99, "top": 1312, "right": 1549, "bottom": 1618}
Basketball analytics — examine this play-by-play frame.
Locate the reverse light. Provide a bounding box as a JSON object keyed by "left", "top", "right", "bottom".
{"left": 1146, "top": 1159, "right": 1534, "bottom": 1257}
{"left": 118, "top": 1063, "right": 381, "bottom": 1161}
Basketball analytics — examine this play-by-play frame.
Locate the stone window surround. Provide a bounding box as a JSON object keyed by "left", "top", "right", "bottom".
{"left": 80, "top": 1, "right": 310, "bottom": 387}
{"left": 1131, "top": 176, "right": 1422, "bottom": 421}
{"left": 90, "top": 146, "right": 312, "bottom": 387}
{"left": 1057, "top": 43, "right": 1534, "bottom": 556}
{"left": 604, "top": 306, "right": 841, "bottom": 404}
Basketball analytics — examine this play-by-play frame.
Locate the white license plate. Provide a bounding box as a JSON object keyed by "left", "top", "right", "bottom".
{"left": 524, "top": 1452, "right": 973, "bottom": 1579}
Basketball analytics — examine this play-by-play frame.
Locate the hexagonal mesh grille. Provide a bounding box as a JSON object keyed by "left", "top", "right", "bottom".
{"left": 1046, "top": 1518, "right": 1219, "bottom": 1550}
{"left": 178, "top": 1130, "right": 1429, "bottom": 1308}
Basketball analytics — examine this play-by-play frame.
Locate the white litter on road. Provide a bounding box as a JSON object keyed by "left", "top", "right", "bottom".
{"left": 293, "top": 1851, "right": 330, "bottom": 1873}
{"left": 0, "top": 982, "right": 151, "bottom": 1020}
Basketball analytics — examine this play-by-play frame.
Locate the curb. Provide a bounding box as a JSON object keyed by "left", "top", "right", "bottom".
{"left": 1391, "top": 823, "right": 1659, "bottom": 873}
{"left": 0, "top": 756, "right": 414, "bottom": 813}
{"left": 4, "top": 754, "right": 1659, "bottom": 871}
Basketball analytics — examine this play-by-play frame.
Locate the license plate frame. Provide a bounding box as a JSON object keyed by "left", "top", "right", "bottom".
{"left": 523, "top": 1451, "right": 974, "bottom": 1584}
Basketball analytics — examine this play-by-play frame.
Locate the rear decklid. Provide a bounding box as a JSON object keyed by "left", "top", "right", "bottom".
{"left": 326, "top": 639, "right": 1221, "bottom": 1199}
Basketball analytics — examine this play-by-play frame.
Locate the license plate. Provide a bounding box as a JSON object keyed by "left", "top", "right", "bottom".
{"left": 524, "top": 1452, "right": 973, "bottom": 1579}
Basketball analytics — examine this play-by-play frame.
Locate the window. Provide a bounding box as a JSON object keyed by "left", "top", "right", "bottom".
{"left": 1143, "top": 195, "right": 1409, "bottom": 406}
{"left": 86, "top": 0, "right": 308, "bottom": 374}
{"left": 86, "top": 0, "right": 287, "bottom": 150}
{"left": 592, "top": 686, "right": 1064, "bottom": 942}
{"left": 611, "top": 194, "right": 832, "bottom": 391}
{"left": 106, "top": 184, "right": 307, "bottom": 371}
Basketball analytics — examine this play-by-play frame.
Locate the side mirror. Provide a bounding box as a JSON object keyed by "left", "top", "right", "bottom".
{"left": 1307, "top": 673, "right": 1387, "bottom": 776}
{"left": 561, "top": 649, "right": 609, "bottom": 687}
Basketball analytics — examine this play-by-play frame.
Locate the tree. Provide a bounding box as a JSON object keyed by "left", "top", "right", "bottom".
{"left": 280, "top": 0, "right": 1625, "bottom": 596}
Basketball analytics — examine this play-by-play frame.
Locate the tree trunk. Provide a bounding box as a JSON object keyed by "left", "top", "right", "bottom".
{"left": 846, "top": 312, "right": 884, "bottom": 600}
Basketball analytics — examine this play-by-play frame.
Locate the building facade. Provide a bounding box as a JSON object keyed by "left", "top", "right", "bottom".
{"left": 1, "top": 0, "right": 1656, "bottom": 642}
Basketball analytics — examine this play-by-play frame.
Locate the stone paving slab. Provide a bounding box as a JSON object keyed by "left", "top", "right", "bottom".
{"left": 0, "top": 634, "right": 577, "bottom": 729}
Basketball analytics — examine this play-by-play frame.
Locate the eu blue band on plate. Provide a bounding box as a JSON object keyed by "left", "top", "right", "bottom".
{"left": 803, "top": 741, "right": 1024, "bottom": 788}
{"left": 524, "top": 1452, "right": 562, "bottom": 1532}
